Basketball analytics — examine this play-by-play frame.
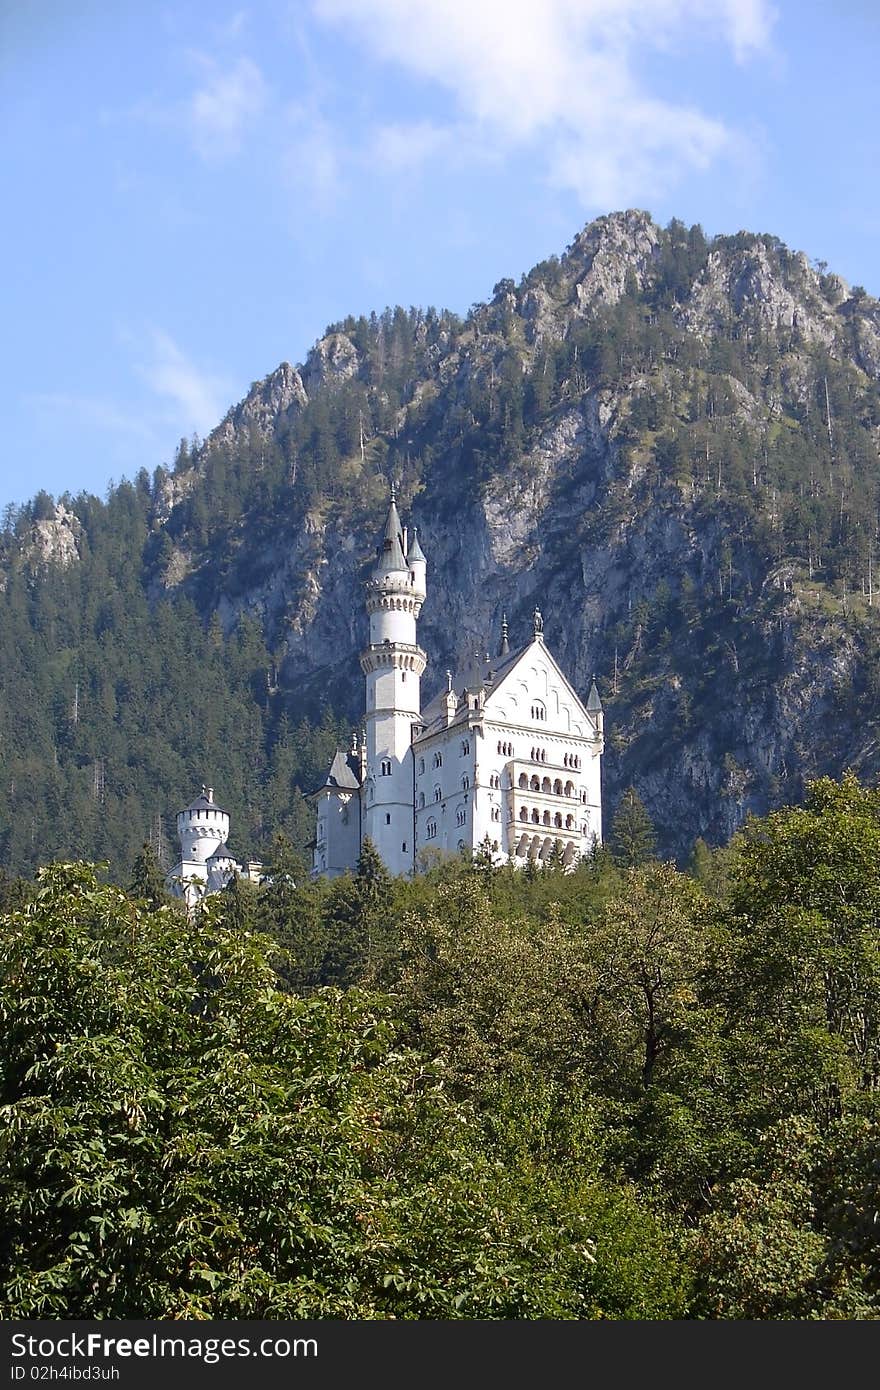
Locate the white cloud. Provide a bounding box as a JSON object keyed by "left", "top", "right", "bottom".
{"left": 312, "top": 0, "right": 776, "bottom": 205}
{"left": 188, "top": 54, "right": 267, "bottom": 160}
{"left": 369, "top": 120, "right": 454, "bottom": 173}
{"left": 283, "top": 103, "right": 345, "bottom": 210}
{"left": 137, "top": 330, "right": 233, "bottom": 437}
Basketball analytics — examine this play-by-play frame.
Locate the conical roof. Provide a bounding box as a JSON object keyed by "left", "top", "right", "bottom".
{"left": 207, "top": 842, "right": 235, "bottom": 861}
{"left": 374, "top": 492, "right": 407, "bottom": 574}
{"left": 587, "top": 677, "right": 603, "bottom": 713}
{"left": 407, "top": 527, "right": 426, "bottom": 562}
{"left": 181, "top": 785, "right": 228, "bottom": 815}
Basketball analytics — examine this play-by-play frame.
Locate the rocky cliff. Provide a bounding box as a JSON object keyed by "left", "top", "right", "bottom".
{"left": 5, "top": 210, "right": 880, "bottom": 867}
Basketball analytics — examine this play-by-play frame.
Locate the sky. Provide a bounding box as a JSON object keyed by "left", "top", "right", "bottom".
{"left": 1, "top": 0, "right": 878, "bottom": 512}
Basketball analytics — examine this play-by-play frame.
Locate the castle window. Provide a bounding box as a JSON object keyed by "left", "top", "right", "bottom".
{"left": 491, "top": 806, "right": 501, "bottom": 822}
{"left": 553, "top": 778, "right": 562, "bottom": 795}
{"left": 531, "top": 808, "right": 540, "bottom": 824}
{"left": 401, "top": 671, "right": 406, "bottom": 682}
{"left": 418, "top": 791, "right": 425, "bottom": 809}
{"left": 434, "top": 785, "right": 442, "bottom": 802}
{"left": 543, "top": 810, "right": 551, "bottom": 826}
{"left": 530, "top": 775, "right": 540, "bottom": 791}
{"left": 541, "top": 777, "right": 551, "bottom": 793}
{"left": 497, "top": 741, "right": 502, "bottom": 755}
{"left": 426, "top": 818, "right": 437, "bottom": 840}
{"left": 402, "top": 841, "right": 407, "bottom": 853}
{"left": 554, "top": 812, "right": 562, "bottom": 828}
{"left": 418, "top": 758, "right": 425, "bottom": 775}
{"left": 462, "top": 775, "right": 470, "bottom": 791}
{"left": 433, "top": 751, "right": 443, "bottom": 769}
{"left": 566, "top": 815, "right": 574, "bottom": 829}
{"left": 581, "top": 822, "right": 587, "bottom": 835}
{"left": 461, "top": 739, "right": 470, "bottom": 756}
{"left": 531, "top": 701, "right": 546, "bottom": 721}
{"left": 518, "top": 773, "right": 528, "bottom": 789}
{"left": 581, "top": 790, "right": 587, "bottom": 803}
{"left": 565, "top": 780, "right": 575, "bottom": 797}
{"left": 385, "top": 813, "right": 391, "bottom": 825}
{"left": 456, "top": 807, "right": 466, "bottom": 827}
{"left": 380, "top": 759, "right": 392, "bottom": 776}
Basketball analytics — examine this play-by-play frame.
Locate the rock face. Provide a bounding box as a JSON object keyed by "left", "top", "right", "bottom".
{"left": 9, "top": 210, "right": 880, "bottom": 861}
{"left": 209, "top": 361, "right": 308, "bottom": 450}
{"left": 26, "top": 503, "right": 82, "bottom": 569}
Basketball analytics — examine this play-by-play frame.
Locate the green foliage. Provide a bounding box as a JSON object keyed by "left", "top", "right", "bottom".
{"left": 610, "top": 787, "right": 657, "bottom": 867}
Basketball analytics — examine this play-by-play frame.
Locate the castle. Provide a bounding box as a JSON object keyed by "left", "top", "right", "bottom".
{"left": 165, "top": 785, "right": 263, "bottom": 906}
{"left": 310, "top": 491, "right": 604, "bottom": 878}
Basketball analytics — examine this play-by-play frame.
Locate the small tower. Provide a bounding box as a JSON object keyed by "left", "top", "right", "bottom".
{"left": 167, "top": 784, "right": 234, "bottom": 906}
{"left": 360, "top": 488, "right": 427, "bottom": 874}
{"left": 176, "top": 785, "right": 230, "bottom": 866}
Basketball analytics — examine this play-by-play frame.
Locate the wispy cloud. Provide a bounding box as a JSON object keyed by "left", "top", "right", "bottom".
{"left": 27, "top": 392, "right": 158, "bottom": 443}
{"left": 136, "top": 329, "right": 234, "bottom": 436}
{"left": 188, "top": 53, "right": 268, "bottom": 161}
{"left": 312, "top": 0, "right": 776, "bottom": 204}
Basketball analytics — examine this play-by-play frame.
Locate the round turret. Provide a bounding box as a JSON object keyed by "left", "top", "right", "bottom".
{"left": 176, "top": 785, "right": 230, "bottom": 866}
{"left": 407, "top": 527, "right": 427, "bottom": 601}
{"left": 206, "top": 841, "right": 237, "bottom": 891}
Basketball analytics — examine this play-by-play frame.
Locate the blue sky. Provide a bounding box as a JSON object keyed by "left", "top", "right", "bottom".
{"left": 1, "top": 0, "right": 878, "bottom": 512}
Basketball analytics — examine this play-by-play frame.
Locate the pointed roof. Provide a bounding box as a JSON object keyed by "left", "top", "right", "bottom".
{"left": 587, "top": 677, "right": 603, "bottom": 713}
{"left": 374, "top": 490, "right": 407, "bottom": 575}
{"left": 407, "top": 526, "right": 426, "bottom": 563}
{"left": 499, "top": 612, "right": 510, "bottom": 657}
{"left": 207, "top": 842, "right": 236, "bottom": 862}
{"left": 319, "top": 746, "right": 362, "bottom": 793}
{"left": 181, "top": 785, "right": 228, "bottom": 816}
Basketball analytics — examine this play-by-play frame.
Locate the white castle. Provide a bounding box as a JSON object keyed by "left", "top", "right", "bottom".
{"left": 310, "top": 490, "right": 603, "bottom": 878}
{"left": 166, "top": 785, "right": 263, "bottom": 906}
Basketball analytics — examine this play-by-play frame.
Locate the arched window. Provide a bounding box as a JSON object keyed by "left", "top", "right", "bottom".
{"left": 418, "top": 791, "right": 425, "bottom": 809}
{"left": 434, "top": 785, "right": 442, "bottom": 802}
{"left": 530, "top": 775, "right": 540, "bottom": 791}
{"left": 554, "top": 812, "right": 562, "bottom": 828}
{"left": 433, "top": 751, "right": 443, "bottom": 769}
{"left": 553, "top": 778, "right": 562, "bottom": 795}
{"left": 426, "top": 818, "right": 437, "bottom": 840}
{"left": 456, "top": 806, "right": 466, "bottom": 827}
{"left": 380, "top": 759, "right": 392, "bottom": 776}
{"left": 497, "top": 741, "right": 502, "bottom": 755}
{"left": 461, "top": 739, "right": 470, "bottom": 756}
{"left": 565, "top": 780, "right": 575, "bottom": 797}
{"left": 565, "top": 814, "right": 574, "bottom": 829}
{"left": 531, "top": 808, "right": 540, "bottom": 824}
{"left": 581, "top": 789, "right": 587, "bottom": 803}
{"left": 418, "top": 758, "right": 425, "bottom": 775}
{"left": 491, "top": 806, "right": 501, "bottom": 822}
{"left": 462, "top": 775, "right": 470, "bottom": 791}
{"left": 520, "top": 807, "right": 528, "bottom": 822}
{"left": 531, "top": 701, "right": 546, "bottom": 721}
{"left": 541, "top": 777, "right": 551, "bottom": 793}
{"left": 518, "top": 773, "right": 528, "bottom": 789}
{"left": 543, "top": 810, "right": 551, "bottom": 826}
{"left": 541, "top": 749, "right": 546, "bottom": 763}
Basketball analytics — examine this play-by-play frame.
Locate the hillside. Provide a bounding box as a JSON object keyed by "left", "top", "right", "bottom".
{"left": 4, "top": 209, "right": 880, "bottom": 877}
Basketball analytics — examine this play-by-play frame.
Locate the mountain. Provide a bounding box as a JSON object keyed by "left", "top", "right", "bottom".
{"left": 4, "top": 209, "right": 880, "bottom": 878}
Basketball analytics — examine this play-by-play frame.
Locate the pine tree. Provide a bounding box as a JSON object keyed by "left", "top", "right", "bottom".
{"left": 128, "top": 843, "right": 169, "bottom": 910}
{"left": 610, "top": 788, "right": 657, "bottom": 868}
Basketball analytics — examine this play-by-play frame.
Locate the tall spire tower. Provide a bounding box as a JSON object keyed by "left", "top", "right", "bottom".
{"left": 359, "top": 488, "right": 427, "bottom": 874}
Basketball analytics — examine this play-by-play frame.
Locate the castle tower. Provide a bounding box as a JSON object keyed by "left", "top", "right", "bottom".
{"left": 176, "top": 785, "right": 230, "bottom": 866}
{"left": 359, "top": 489, "right": 427, "bottom": 874}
